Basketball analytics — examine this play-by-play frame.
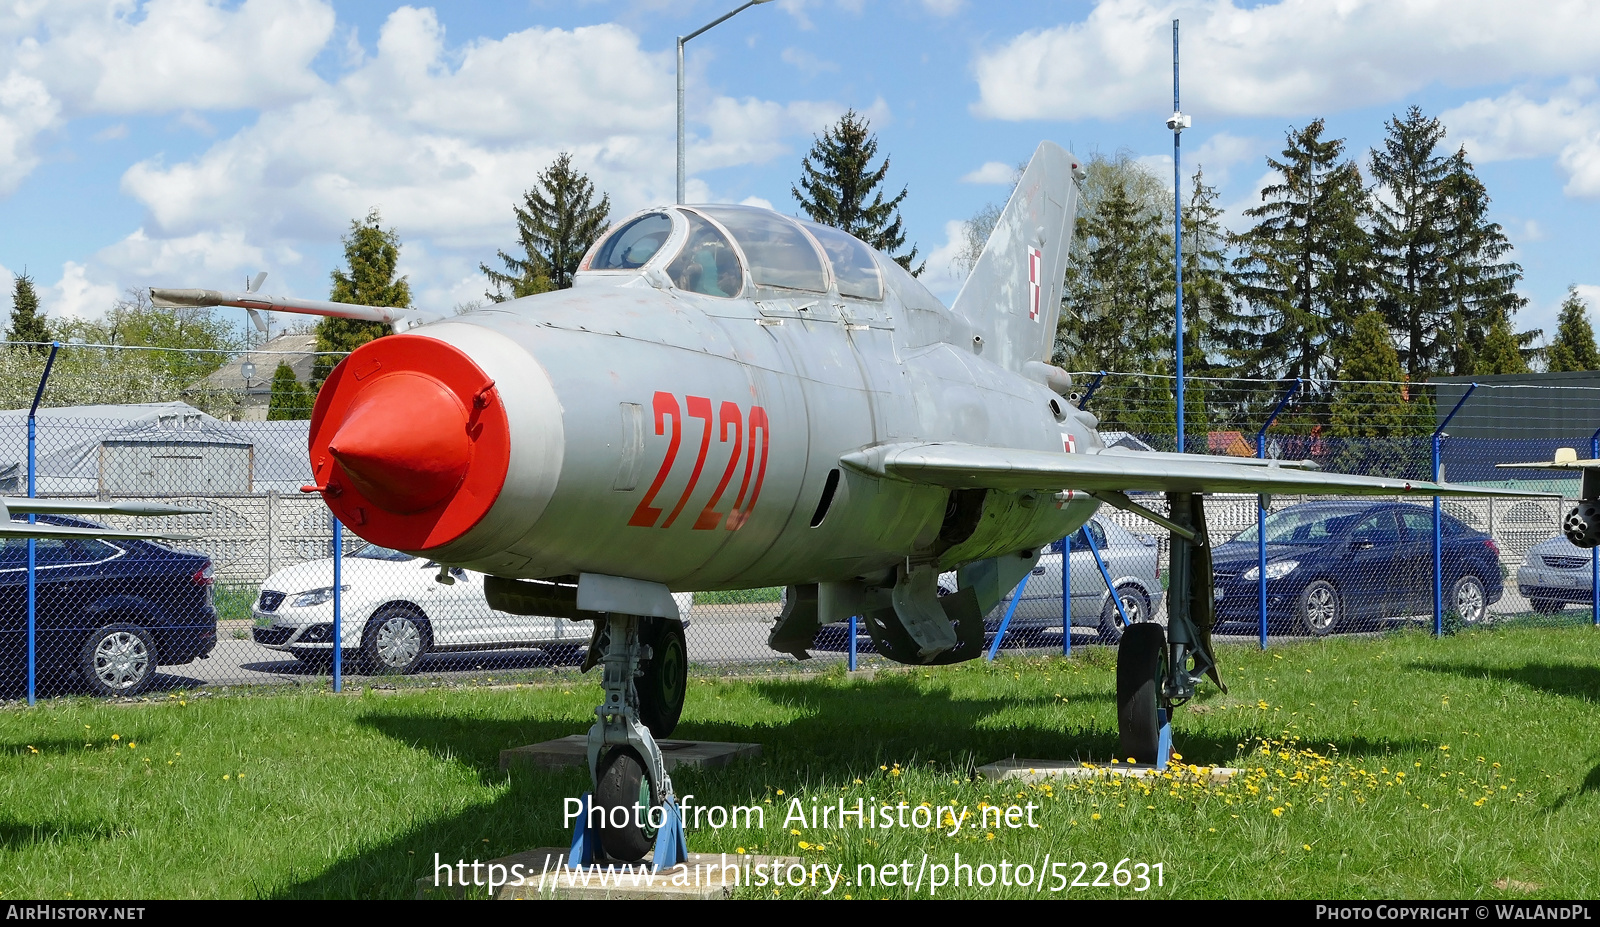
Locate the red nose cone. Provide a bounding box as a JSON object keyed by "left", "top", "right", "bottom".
{"left": 308, "top": 334, "right": 510, "bottom": 551}
{"left": 329, "top": 373, "right": 472, "bottom": 514}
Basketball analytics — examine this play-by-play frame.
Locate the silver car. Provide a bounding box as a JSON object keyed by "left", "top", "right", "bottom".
{"left": 1516, "top": 535, "right": 1596, "bottom": 614}
{"left": 958, "top": 515, "right": 1165, "bottom": 643}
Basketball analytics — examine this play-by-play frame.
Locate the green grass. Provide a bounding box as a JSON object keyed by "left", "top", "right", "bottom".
{"left": 2, "top": 626, "right": 1599, "bottom": 899}
{"left": 213, "top": 585, "right": 260, "bottom": 625}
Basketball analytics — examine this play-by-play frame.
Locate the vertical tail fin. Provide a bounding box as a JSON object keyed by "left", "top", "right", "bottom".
{"left": 950, "top": 141, "right": 1081, "bottom": 373}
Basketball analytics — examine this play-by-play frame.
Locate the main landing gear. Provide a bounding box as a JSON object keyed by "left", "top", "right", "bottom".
{"left": 569, "top": 613, "right": 690, "bottom": 866}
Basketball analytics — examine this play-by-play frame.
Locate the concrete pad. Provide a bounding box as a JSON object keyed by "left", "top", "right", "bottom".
{"left": 418, "top": 847, "right": 802, "bottom": 900}
{"left": 977, "top": 758, "right": 1238, "bottom": 785}
{"left": 499, "top": 735, "right": 761, "bottom": 772}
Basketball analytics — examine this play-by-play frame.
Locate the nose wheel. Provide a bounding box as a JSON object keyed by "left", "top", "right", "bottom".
{"left": 575, "top": 613, "right": 689, "bottom": 866}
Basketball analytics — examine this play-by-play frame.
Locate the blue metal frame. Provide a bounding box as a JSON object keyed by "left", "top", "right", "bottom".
{"left": 332, "top": 516, "right": 343, "bottom": 691}
{"left": 1172, "top": 19, "right": 1186, "bottom": 455}
{"left": 1061, "top": 533, "right": 1072, "bottom": 656}
{"left": 1433, "top": 384, "right": 1477, "bottom": 636}
{"left": 1591, "top": 428, "right": 1599, "bottom": 627}
{"left": 1256, "top": 379, "right": 1300, "bottom": 650}
{"left": 1079, "top": 371, "right": 1108, "bottom": 411}
{"left": 847, "top": 615, "right": 858, "bottom": 671}
{"left": 25, "top": 342, "right": 60, "bottom": 707}
{"left": 1083, "top": 525, "right": 1131, "bottom": 627}
{"left": 986, "top": 571, "right": 1032, "bottom": 661}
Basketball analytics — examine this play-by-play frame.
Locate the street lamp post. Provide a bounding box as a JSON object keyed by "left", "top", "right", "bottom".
{"left": 677, "top": 0, "right": 775, "bottom": 204}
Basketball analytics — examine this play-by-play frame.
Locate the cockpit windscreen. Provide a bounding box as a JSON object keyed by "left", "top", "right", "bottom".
{"left": 590, "top": 213, "right": 673, "bottom": 270}
{"left": 697, "top": 207, "right": 828, "bottom": 293}
{"left": 801, "top": 222, "right": 883, "bottom": 300}
{"left": 667, "top": 212, "right": 745, "bottom": 298}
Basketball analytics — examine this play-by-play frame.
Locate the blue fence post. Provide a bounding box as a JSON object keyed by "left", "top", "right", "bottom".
{"left": 1256, "top": 379, "right": 1300, "bottom": 650}
{"left": 1591, "top": 429, "right": 1599, "bottom": 626}
{"left": 1433, "top": 384, "right": 1477, "bottom": 637}
{"left": 847, "top": 616, "right": 857, "bottom": 671}
{"left": 1078, "top": 371, "right": 1108, "bottom": 411}
{"left": 332, "top": 516, "right": 343, "bottom": 692}
{"left": 1062, "top": 533, "right": 1072, "bottom": 656}
{"left": 25, "top": 342, "right": 60, "bottom": 707}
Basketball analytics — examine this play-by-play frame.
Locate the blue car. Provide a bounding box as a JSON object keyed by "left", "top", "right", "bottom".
{"left": 1211, "top": 501, "right": 1503, "bottom": 636}
{"left": 0, "top": 515, "right": 217, "bottom": 697}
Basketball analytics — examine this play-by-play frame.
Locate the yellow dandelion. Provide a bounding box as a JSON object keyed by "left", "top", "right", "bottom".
{"left": 789, "top": 829, "right": 800, "bottom": 836}
{"left": 1091, "top": 813, "right": 1101, "bottom": 821}
{"left": 1271, "top": 807, "right": 1284, "bottom": 816}
{"left": 776, "top": 789, "right": 785, "bottom": 796}
{"left": 111, "top": 734, "right": 120, "bottom": 741}
{"left": 798, "top": 841, "right": 811, "bottom": 849}
{"left": 1303, "top": 844, "right": 1312, "bottom": 851}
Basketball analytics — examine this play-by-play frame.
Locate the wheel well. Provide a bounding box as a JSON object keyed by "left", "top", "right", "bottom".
{"left": 362, "top": 601, "right": 432, "bottom": 647}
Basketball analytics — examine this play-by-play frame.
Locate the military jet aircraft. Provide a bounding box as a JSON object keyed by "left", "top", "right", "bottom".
{"left": 151, "top": 141, "right": 1539, "bottom": 863}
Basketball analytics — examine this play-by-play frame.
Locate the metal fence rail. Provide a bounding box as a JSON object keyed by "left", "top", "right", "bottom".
{"left": 4, "top": 348, "right": 1598, "bottom": 703}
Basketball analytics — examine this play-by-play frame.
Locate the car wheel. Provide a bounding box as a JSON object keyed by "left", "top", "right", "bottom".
{"left": 637, "top": 618, "right": 688, "bottom": 738}
{"left": 1097, "top": 584, "right": 1150, "bottom": 644}
{"left": 594, "top": 747, "right": 659, "bottom": 863}
{"left": 359, "top": 608, "right": 430, "bottom": 675}
{"left": 1452, "top": 575, "right": 1488, "bottom": 625}
{"left": 1295, "top": 580, "right": 1340, "bottom": 637}
{"left": 80, "top": 623, "right": 157, "bottom": 697}
{"left": 1530, "top": 597, "right": 1566, "bottom": 616}
{"left": 1116, "top": 622, "right": 1167, "bottom": 766}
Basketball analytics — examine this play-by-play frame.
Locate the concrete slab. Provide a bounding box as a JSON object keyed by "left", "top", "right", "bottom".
{"left": 499, "top": 735, "right": 761, "bottom": 772}
{"left": 418, "top": 847, "right": 802, "bottom": 900}
{"left": 977, "top": 758, "right": 1238, "bottom": 785}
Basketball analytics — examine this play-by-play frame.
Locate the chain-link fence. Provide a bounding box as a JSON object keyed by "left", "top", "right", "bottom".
{"left": 3, "top": 344, "right": 1598, "bottom": 703}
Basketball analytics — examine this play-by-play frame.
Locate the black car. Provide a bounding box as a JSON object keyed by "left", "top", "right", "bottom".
{"left": 0, "top": 515, "right": 217, "bottom": 697}
{"left": 1212, "top": 501, "right": 1503, "bottom": 636}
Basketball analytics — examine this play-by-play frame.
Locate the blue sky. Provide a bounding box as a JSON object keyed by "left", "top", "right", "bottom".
{"left": 2, "top": 0, "right": 1598, "bottom": 347}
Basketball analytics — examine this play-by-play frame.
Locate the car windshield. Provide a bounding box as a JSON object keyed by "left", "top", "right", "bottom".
{"left": 588, "top": 213, "right": 673, "bottom": 270}
{"left": 696, "top": 206, "right": 828, "bottom": 292}
{"left": 667, "top": 212, "right": 745, "bottom": 297}
{"left": 349, "top": 543, "right": 414, "bottom": 562}
{"left": 1232, "top": 507, "right": 1367, "bottom": 546}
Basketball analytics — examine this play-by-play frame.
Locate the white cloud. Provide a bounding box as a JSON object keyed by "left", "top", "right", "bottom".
{"left": 44, "top": 261, "right": 119, "bottom": 319}
{"left": 973, "top": 0, "right": 1600, "bottom": 121}
{"left": 961, "top": 161, "right": 1017, "bottom": 184}
{"left": 919, "top": 219, "right": 968, "bottom": 304}
{"left": 781, "top": 47, "right": 838, "bottom": 78}
{"left": 92, "top": 122, "right": 127, "bottom": 142}
{"left": 1442, "top": 80, "right": 1600, "bottom": 198}
{"left": 739, "top": 195, "right": 775, "bottom": 210}
{"left": 0, "top": 70, "right": 60, "bottom": 195}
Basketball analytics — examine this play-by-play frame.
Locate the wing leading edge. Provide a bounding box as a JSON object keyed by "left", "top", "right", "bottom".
{"left": 840, "top": 443, "right": 1551, "bottom": 499}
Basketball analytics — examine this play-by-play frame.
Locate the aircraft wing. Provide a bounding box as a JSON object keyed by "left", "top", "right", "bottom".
{"left": 841, "top": 442, "right": 1551, "bottom": 498}
{"left": 0, "top": 522, "right": 195, "bottom": 541}
{"left": 0, "top": 499, "right": 207, "bottom": 541}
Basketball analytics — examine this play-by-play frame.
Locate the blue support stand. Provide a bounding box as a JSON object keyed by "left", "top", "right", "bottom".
{"left": 847, "top": 615, "right": 858, "bottom": 671}
{"left": 1433, "top": 385, "right": 1477, "bottom": 636}
{"left": 1256, "top": 379, "right": 1299, "bottom": 651}
{"left": 985, "top": 571, "right": 1032, "bottom": 661}
{"left": 567, "top": 793, "right": 597, "bottom": 867}
{"left": 651, "top": 798, "right": 690, "bottom": 869}
{"left": 1156, "top": 709, "right": 1173, "bottom": 769}
{"left": 1062, "top": 534, "right": 1072, "bottom": 656}
{"left": 1083, "top": 525, "right": 1130, "bottom": 626}
{"left": 1591, "top": 429, "right": 1599, "bottom": 627}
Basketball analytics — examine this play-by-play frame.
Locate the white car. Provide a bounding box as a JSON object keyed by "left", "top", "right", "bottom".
{"left": 250, "top": 544, "right": 693, "bottom": 674}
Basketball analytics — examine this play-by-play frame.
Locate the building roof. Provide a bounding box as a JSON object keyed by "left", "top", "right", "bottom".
{"left": 184, "top": 332, "right": 320, "bottom": 395}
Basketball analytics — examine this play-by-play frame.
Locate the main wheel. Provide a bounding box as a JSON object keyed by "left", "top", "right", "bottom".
{"left": 1097, "top": 584, "right": 1151, "bottom": 644}
{"left": 1116, "top": 622, "right": 1166, "bottom": 766}
{"left": 359, "top": 608, "right": 430, "bottom": 674}
{"left": 1451, "top": 574, "right": 1488, "bottom": 625}
{"left": 637, "top": 618, "right": 688, "bottom": 738}
{"left": 1295, "top": 580, "right": 1340, "bottom": 637}
{"left": 81, "top": 623, "right": 157, "bottom": 697}
{"left": 594, "top": 747, "right": 659, "bottom": 863}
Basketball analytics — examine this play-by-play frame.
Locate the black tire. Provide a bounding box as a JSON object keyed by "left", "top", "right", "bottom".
{"left": 358, "top": 607, "right": 430, "bottom": 675}
{"left": 1295, "top": 580, "right": 1340, "bottom": 637}
{"left": 1116, "top": 622, "right": 1166, "bottom": 766}
{"left": 1097, "top": 584, "right": 1152, "bottom": 644}
{"left": 637, "top": 618, "right": 688, "bottom": 738}
{"left": 1530, "top": 597, "right": 1565, "bottom": 616}
{"left": 594, "top": 747, "right": 659, "bottom": 863}
{"left": 1451, "top": 574, "right": 1488, "bottom": 625}
{"left": 80, "top": 623, "right": 157, "bottom": 697}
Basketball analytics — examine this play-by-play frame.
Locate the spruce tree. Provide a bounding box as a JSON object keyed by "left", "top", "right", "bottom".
{"left": 1328, "top": 311, "right": 1410, "bottom": 474}
{"left": 7, "top": 270, "right": 50, "bottom": 352}
{"left": 1369, "top": 107, "right": 1449, "bottom": 381}
{"left": 267, "top": 362, "right": 313, "bottom": 420}
{"left": 1476, "top": 312, "right": 1530, "bottom": 375}
{"left": 1548, "top": 288, "right": 1600, "bottom": 372}
{"left": 481, "top": 152, "right": 610, "bottom": 301}
{"left": 1436, "top": 147, "right": 1531, "bottom": 375}
{"left": 793, "top": 110, "right": 923, "bottom": 275}
{"left": 315, "top": 208, "right": 410, "bottom": 383}
{"left": 1230, "top": 119, "right": 1371, "bottom": 381}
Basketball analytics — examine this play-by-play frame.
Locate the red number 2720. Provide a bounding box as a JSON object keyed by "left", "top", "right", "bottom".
{"left": 627, "top": 391, "right": 769, "bottom": 531}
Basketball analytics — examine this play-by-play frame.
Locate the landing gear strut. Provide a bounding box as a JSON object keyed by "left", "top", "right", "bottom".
{"left": 572, "top": 613, "right": 689, "bottom": 866}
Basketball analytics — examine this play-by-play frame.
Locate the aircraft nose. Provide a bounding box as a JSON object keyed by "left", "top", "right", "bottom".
{"left": 308, "top": 334, "right": 510, "bottom": 551}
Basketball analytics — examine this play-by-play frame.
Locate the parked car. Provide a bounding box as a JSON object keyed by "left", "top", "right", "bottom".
{"left": 1516, "top": 535, "right": 1594, "bottom": 614}
{"left": 1211, "top": 501, "right": 1503, "bottom": 635}
{"left": 0, "top": 515, "right": 217, "bottom": 697}
{"left": 251, "top": 543, "right": 694, "bottom": 673}
{"left": 811, "top": 515, "right": 1165, "bottom": 651}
